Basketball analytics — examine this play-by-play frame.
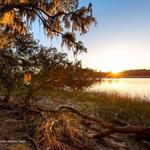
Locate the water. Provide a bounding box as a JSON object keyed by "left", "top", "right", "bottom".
{"left": 87, "top": 78, "right": 150, "bottom": 100}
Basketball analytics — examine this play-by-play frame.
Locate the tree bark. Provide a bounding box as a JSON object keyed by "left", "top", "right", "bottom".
{"left": 3, "top": 87, "right": 11, "bottom": 102}
{"left": 25, "top": 87, "right": 33, "bottom": 106}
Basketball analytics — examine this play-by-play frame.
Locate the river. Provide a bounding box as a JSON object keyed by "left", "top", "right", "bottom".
{"left": 87, "top": 78, "right": 150, "bottom": 100}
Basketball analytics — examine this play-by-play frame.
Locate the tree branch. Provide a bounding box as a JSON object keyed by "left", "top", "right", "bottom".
{"left": 59, "top": 105, "right": 113, "bottom": 128}
{"left": 36, "top": 7, "right": 74, "bottom": 19}
{"left": 58, "top": 105, "right": 150, "bottom": 140}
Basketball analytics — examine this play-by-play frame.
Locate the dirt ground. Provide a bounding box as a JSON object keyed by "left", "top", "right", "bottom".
{"left": 0, "top": 97, "right": 150, "bottom": 150}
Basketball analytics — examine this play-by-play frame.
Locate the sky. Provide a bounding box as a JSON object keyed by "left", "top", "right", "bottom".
{"left": 32, "top": 0, "right": 150, "bottom": 72}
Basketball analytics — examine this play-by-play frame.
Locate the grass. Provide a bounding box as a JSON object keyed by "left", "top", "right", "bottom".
{"left": 1, "top": 88, "right": 150, "bottom": 126}
{"left": 1, "top": 89, "right": 150, "bottom": 149}
{"left": 33, "top": 89, "right": 150, "bottom": 126}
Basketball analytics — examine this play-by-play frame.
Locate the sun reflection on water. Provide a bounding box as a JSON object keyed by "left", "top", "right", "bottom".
{"left": 87, "top": 78, "right": 150, "bottom": 100}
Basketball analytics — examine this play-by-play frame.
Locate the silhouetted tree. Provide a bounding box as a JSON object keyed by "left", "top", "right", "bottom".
{"left": 0, "top": 31, "right": 40, "bottom": 102}
{"left": 0, "top": 0, "right": 96, "bottom": 104}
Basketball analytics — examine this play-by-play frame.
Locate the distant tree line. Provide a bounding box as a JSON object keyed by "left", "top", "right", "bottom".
{"left": 98, "top": 69, "right": 150, "bottom": 78}
{"left": 120, "top": 69, "right": 150, "bottom": 78}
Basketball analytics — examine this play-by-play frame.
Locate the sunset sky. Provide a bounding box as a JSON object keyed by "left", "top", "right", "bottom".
{"left": 32, "top": 0, "right": 150, "bottom": 72}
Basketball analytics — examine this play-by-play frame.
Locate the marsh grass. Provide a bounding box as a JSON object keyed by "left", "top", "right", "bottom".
{"left": 1, "top": 88, "right": 149, "bottom": 126}
{"left": 33, "top": 89, "right": 150, "bottom": 126}
{"left": 0, "top": 89, "right": 150, "bottom": 149}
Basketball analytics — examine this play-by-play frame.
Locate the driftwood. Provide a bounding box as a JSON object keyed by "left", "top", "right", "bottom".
{"left": 58, "top": 105, "right": 150, "bottom": 140}
{"left": 2, "top": 103, "right": 150, "bottom": 135}
{"left": 0, "top": 102, "right": 150, "bottom": 150}
{"left": 3, "top": 103, "right": 149, "bottom": 139}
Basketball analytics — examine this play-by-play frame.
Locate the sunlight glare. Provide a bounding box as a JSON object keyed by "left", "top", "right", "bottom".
{"left": 111, "top": 70, "right": 119, "bottom": 74}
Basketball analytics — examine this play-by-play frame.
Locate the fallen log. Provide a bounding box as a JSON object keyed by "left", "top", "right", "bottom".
{"left": 58, "top": 105, "right": 150, "bottom": 140}
{"left": 59, "top": 105, "right": 113, "bottom": 128}
{"left": 1, "top": 101, "right": 150, "bottom": 149}
{"left": 93, "top": 126, "right": 150, "bottom": 139}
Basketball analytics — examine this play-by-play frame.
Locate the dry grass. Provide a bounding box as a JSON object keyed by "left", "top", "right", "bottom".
{"left": 0, "top": 89, "right": 150, "bottom": 150}
{"left": 33, "top": 89, "right": 150, "bottom": 126}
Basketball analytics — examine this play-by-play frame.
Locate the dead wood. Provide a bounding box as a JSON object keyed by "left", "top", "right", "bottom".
{"left": 58, "top": 105, "right": 150, "bottom": 140}
{"left": 1, "top": 102, "right": 150, "bottom": 150}
{"left": 59, "top": 105, "right": 113, "bottom": 128}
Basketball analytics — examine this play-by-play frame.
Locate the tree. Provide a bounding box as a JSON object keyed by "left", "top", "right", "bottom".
{"left": 0, "top": 31, "right": 99, "bottom": 103}
{"left": 0, "top": 31, "right": 40, "bottom": 102}
{"left": 40, "top": 60, "right": 100, "bottom": 91}
{"left": 0, "top": 0, "right": 96, "bottom": 55}
{"left": 0, "top": 0, "right": 96, "bottom": 103}
{"left": 65, "top": 67, "right": 101, "bottom": 90}
{"left": 24, "top": 46, "right": 71, "bottom": 104}
{"left": 0, "top": 27, "right": 69, "bottom": 103}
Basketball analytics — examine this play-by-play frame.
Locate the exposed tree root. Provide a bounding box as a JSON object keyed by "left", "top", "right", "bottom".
{"left": 58, "top": 105, "right": 150, "bottom": 140}
{"left": 59, "top": 105, "right": 113, "bottom": 128}
{"left": 0, "top": 102, "right": 150, "bottom": 150}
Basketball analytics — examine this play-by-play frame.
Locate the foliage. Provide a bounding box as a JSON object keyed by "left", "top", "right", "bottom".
{"left": 0, "top": 29, "right": 99, "bottom": 103}
{"left": 63, "top": 66, "right": 101, "bottom": 90}
{"left": 0, "top": 0, "right": 97, "bottom": 104}
{"left": 26, "top": 50, "right": 101, "bottom": 94}
{"left": 120, "top": 69, "right": 150, "bottom": 77}
{"left": 0, "top": 31, "right": 39, "bottom": 101}
{"left": 0, "top": 0, "right": 96, "bottom": 54}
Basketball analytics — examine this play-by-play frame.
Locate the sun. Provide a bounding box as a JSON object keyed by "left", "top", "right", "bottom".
{"left": 111, "top": 71, "right": 118, "bottom": 74}
{"left": 110, "top": 69, "right": 123, "bottom": 77}
{"left": 111, "top": 69, "right": 120, "bottom": 74}
{"left": 99, "top": 56, "right": 130, "bottom": 75}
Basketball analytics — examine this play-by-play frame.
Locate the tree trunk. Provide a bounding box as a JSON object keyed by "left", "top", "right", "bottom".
{"left": 25, "top": 87, "right": 33, "bottom": 106}
{"left": 3, "top": 88, "right": 11, "bottom": 102}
